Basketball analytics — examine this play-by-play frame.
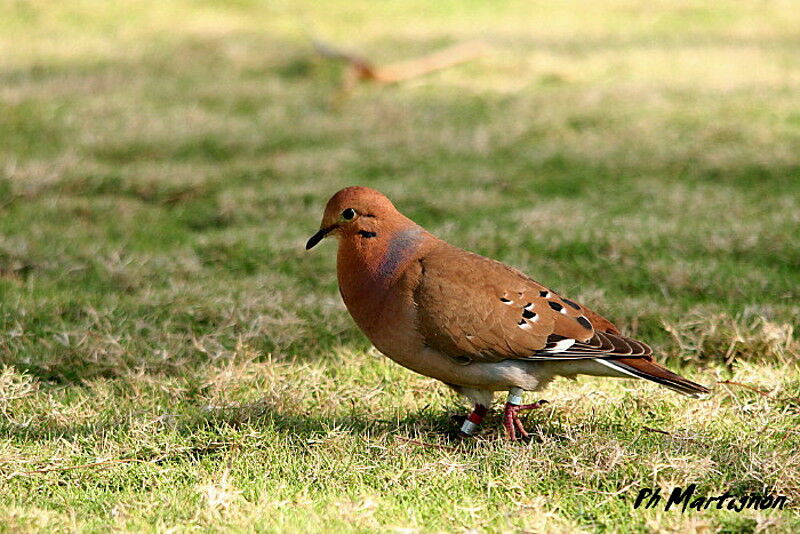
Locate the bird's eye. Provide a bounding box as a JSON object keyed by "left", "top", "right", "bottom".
{"left": 341, "top": 208, "right": 356, "bottom": 220}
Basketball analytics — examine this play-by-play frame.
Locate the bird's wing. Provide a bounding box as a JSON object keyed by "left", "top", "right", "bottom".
{"left": 413, "top": 243, "right": 650, "bottom": 364}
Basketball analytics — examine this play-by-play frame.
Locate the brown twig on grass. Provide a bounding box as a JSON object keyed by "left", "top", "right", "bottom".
{"left": 394, "top": 436, "right": 459, "bottom": 452}
{"left": 642, "top": 426, "right": 671, "bottom": 436}
{"left": 7, "top": 441, "right": 236, "bottom": 479}
{"left": 312, "top": 39, "right": 490, "bottom": 93}
{"left": 717, "top": 380, "right": 772, "bottom": 398}
{"left": 718, "top": 379, "right": 800, "bottom": 408}
{"left": 311, "top": 39, "right": 377, "bottom": 81}
{"left": 8, "top": 458, "right": 147, "bottom": 478}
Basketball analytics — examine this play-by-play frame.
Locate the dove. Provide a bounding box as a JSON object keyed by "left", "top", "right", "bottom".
{"left": 306, "top": 186, "right": 709, "bottom": 439}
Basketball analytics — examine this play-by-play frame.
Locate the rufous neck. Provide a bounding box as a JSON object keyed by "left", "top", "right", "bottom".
{"left": 336, "top": 223, "right": 426, "bottom": 327}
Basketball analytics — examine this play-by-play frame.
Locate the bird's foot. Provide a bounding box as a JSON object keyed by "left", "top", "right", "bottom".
{"left": 503, "top": 391, "right": 548, "bottom": 441}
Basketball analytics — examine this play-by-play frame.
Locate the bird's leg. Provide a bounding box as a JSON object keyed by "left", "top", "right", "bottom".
{"left": 503, "top": 387, "right": 548, "bottom": 440}
{"left": 458, "top": 404, "right": 489, "bottom": 437}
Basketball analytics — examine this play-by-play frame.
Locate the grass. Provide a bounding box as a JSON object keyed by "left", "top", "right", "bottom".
{"left": 1, "top": 0, "right": 799, "bottom": 531}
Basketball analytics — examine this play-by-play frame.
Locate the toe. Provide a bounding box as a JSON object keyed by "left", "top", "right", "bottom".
{"left": 513, "top": 416, "right": 530, "bottom": 438}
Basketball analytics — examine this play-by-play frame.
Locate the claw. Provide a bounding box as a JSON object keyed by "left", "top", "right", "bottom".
{"left": 502, "top": 399, "right": 548, "bottom": 441}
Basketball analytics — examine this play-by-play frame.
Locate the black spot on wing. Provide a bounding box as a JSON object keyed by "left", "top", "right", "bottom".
{"left": 522, "top": 309, "right": 535, "bottom": 319}
{"left": 548, "top": 301, "right": 564, "bottom": 312}
{"left": 576, "top": 316, "right": 592, "bottom": 330}
{"left": 562, "top": 298, "right": 581, "bottom": 310}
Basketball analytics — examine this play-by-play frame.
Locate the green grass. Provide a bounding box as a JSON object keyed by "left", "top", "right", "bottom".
{"left": 1, "top": 0, "right": 800, "bottom": 532}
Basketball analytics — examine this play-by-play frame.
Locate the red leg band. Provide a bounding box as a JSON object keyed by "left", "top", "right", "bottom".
{"left": 460, "top": 404, "right": 489, "bottom": 436}
{"left": 468, "top": 404, "right": 488, "bottom": 424}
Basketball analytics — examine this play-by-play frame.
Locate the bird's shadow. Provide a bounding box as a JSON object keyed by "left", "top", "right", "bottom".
{"left": 195, "top": 399, "right": 566, "bottom": 445}
{"left": 1, "top": 397, "right": 562, "bottom": 457}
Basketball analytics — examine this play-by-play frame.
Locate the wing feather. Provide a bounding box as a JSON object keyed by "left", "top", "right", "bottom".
{"left": 413, "top": 243, "right": 647, "bottom": 363}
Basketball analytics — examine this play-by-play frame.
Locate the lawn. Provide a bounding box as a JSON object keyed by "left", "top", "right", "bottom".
{"left": 1, "top": 0, "right": 799, "bottom": 532}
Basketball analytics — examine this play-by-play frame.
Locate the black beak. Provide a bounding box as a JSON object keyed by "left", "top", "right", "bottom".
{"left": 305, "top": 225, "right": 337, "bottom": 250}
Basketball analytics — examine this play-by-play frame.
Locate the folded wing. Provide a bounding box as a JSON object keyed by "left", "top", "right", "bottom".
{"left": 413, "top": 242, "right": 709, "bottom": 397}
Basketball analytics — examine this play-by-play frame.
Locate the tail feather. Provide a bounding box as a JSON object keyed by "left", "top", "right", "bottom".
{"left": 594, "top": 357, "right": 710, "bottom": 398}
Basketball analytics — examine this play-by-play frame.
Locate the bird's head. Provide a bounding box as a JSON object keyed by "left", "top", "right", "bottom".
{"left": 306, "top": 186, "right": 408, "bottom": 250}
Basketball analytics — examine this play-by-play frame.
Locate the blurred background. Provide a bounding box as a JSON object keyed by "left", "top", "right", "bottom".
{"left": 2, "top": 2, "right": 799, "bottom": 531}
{"left": 2, "top": 0, "right": 798, "bottom": 380}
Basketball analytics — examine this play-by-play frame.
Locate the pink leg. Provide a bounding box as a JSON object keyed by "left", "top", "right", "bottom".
{"left": 503, "top": 389, "right": 548, "bottom": 440}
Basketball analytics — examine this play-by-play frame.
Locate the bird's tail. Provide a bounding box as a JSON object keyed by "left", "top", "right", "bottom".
{"left": 594, "top": 357, "right": 710, "bottom": 398}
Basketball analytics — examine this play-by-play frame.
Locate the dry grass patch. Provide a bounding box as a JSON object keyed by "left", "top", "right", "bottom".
{"left": 2, "top": 0, "right": 800, "bottom": 532}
